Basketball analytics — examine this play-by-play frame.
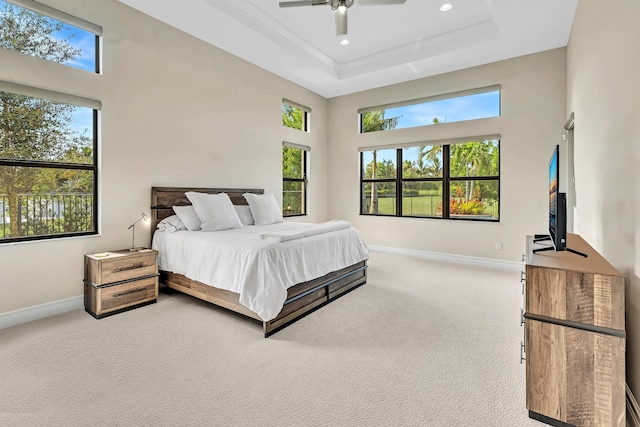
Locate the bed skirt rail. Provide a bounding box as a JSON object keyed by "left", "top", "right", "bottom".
{"left": 264, "top": 262, "right": 367, "bottom": 337}
{"left": 159, "top": 260, "right": 368, "bottom": 337}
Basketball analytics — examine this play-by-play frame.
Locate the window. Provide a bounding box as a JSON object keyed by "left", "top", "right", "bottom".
{"left": 0, "top": 86, "right": 99, "bottom": 243}
{"left": 282, "top": 99, "right": 310, "bottom": 132}
{"left": 0, "top": 1, "right": 101, "bottom": 243}
{"left": 361, "top": 149, "right": 397, "bottom": 215}
{"left": 360, "top": 138, "right": 499, "bottom": 221}
{"left": 359, "top": 86, "right": 500, "bottom": 133}
{"left": 282, "top": 142, "right": 309, "bottom": 216}
{"left": 0, "top": 0, "right": 102, "bottom": 73}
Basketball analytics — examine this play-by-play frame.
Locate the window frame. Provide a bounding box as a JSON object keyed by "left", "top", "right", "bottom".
{"left": 282, "top": 99, "right": 311, "bottom": 133}
{"left": 0, "top": 86, "right": 100, "bottom": 244}
{"left": 0, "top": 0, "right": 102, "bottom": 244}
{"left": 360, "top": 138, "right": 500, "bottom": 222}
{"left": 282, "top": 143, "right": 308, "bottom": 217}
{"left": 1, "top": 0, "right": 103, "bottom": 74}
{"left": 358, "top": 85, "right": 501, "bottom": 134}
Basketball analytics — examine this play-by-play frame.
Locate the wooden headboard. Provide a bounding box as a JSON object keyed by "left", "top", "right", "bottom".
{"left": 150, "top": 187, "right": 264, "bottom": 234}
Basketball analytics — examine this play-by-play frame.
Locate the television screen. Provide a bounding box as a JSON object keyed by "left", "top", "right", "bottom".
{"left": 534, "top": 144, "right": 585, "bottom": 257}
{"left": 548, "top": 145, "right": 566, "bottom": 251}
{"left": 549, "top": 146, "right": 559, "bottom": 244}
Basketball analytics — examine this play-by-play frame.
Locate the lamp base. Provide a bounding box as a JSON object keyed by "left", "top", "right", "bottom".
{"left": 129, "top": 247, "right": 147, "bottom": 252}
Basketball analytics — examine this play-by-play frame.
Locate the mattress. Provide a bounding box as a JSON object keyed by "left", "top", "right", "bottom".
{"left": 151, "top": 221, "right": 369, "bottom": 321}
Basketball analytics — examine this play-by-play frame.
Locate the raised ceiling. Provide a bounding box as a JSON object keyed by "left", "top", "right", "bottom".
{"left": 118, "top": 0, "right": 578, "bottom": 98}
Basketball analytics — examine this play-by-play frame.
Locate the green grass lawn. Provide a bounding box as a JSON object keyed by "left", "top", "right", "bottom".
{"left": 365, "top": 195, "right": 498, "bottom": 219}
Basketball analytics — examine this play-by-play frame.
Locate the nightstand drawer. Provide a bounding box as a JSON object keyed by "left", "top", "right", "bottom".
{"left": 85, "top": 276, "right": 158, "bottom": 318}
{"left": 85, "top": 251, "right": 157, "bottom": 285}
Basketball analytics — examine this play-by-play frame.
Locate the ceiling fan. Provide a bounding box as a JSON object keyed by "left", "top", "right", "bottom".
{"left": 278, "top": 0, "right": 407, "bottom": 36}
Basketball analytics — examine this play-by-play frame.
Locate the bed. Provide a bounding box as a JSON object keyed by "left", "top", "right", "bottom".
{"left": 150, "top": 187, "right": 368, "bottom": 337}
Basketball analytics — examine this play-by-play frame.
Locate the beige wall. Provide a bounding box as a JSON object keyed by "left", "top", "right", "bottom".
{"left": 327, "top": 48, "right": 568, "bottom": 262}
{"left": 567, "top": 0, "right": 640, "bottom": 399}
{"left": 0, "top": 0, "right": 328, "bottom": 313}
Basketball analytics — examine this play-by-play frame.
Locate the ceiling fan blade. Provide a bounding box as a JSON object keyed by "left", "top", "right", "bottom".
{"left": 279, "top": 0, "right": 329, "bottom": 8}
{"left": 335, "top": 10, "right": 347, "bottom": 36}
{"left": 359, "top": 0, "right": 406, "bottom": 5}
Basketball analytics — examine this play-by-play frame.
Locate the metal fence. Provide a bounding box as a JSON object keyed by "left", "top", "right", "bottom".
{"left": 0, "top": 193, "right": 93, "bottom": 238}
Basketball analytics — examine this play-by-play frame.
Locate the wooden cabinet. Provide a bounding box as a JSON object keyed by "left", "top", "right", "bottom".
{"left": 524, "top": 234, "right": 625, "bottom": 427}
{"left": 84, "top": 249, "right": 159, "bottom": 318}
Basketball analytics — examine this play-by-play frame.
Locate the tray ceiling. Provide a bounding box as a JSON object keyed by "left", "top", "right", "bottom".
{"left": 118, "top": 0, "right": 578, "bottom": 98}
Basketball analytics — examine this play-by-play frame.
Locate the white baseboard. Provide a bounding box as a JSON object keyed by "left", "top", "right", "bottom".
{"left": 368, "top": 245, "right": 523, "bottom": 271}
{"left": 0, "top": 295, "right": 84, "bottom": 330}
{"left": 629, "top": 384, "right": 640, "bottom": 427}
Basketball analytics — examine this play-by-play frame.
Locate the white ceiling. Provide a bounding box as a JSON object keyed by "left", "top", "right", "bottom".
{"left": 117, "top": 0, "right": 578, "bottom": 98}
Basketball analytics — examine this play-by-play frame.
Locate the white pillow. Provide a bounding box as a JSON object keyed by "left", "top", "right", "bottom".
{"left": 157, "top": 214, "right": 186, "bottom": 233}
{"left": 185, "top": 191, "right": 243, "bottom": 232}
{"left": 234, "top": 205, "right": 255, "bottom": 226}
{"left": 243, "top": 193, "right": 284, "bottom": 226}
{"left": 173, "top": 205, "right": 202, "bottom": 231}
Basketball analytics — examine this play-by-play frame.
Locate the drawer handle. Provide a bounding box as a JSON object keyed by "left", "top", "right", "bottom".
{"left": 520, "top": 270, "right": 526, "bottom": 283}
{"left": 520, "top": 308, "right": 524, "bottom": 326}
{"left": 112, "top": 263, "right": 146, "bottom": 273}
{"left": 520, "top": 341, "right": 526, "bottom": 364}
{"left": 521, "top": 254, "right": 525, "bottom": 262}
{"left": 113, "top": 287, "right": 147, "bottom": 298}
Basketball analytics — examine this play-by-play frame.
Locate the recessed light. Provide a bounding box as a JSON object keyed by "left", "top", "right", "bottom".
{"left": 440, "top": 3, "right": 452, "bottom": 12}
{"left": 340, "top": 39, "right": 350, "bottom": 46}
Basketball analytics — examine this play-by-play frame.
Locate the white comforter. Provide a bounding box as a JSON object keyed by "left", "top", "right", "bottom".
{"left": 152, "top": 222, "right": 369, "bottom": 321}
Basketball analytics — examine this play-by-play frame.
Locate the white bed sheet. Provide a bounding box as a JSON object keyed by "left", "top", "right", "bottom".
{"left": 152, "top": 221, "right": 369, "bottom": 321}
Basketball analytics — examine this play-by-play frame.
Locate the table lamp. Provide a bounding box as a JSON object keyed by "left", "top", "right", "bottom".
{"left": 128, "top": 212, "right": 149, "bottom": 251}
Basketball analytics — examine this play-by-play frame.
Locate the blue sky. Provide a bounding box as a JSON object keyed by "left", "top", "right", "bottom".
{"left": 1, "top": 0, "right": 96, "bottom": 73}
{"left": 386, "top": 91, "right": 500, "bottom": 129}
{"left": 54, "top": 25, "right": 96, "bottom": 73}
{"left": 363, "top": 146, "right": 437, "bottom": 166}
{"left": 70, "top": 108, "right": 93, "bottom": 142}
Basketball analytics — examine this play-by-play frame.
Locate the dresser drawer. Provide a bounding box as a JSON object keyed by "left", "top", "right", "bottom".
{"left": 85, "top": 250, "right": 157, "bottom": 286}
{"left": 526, "top": 265, "right": 625, "bottom": 330}
{"left": 85, "top": 276, "right": 158, "bottom": 318}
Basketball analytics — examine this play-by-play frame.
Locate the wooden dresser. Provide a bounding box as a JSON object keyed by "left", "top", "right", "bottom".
{"left": 84, "top": 249, "right": 159, "bottom": 318}
{"left": 523, "top": 234, "right": 625, "bottom": 427}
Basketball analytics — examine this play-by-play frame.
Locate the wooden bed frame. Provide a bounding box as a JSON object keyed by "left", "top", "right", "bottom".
{"left": 151, "top": 187, "right": 367, "bottom": 337}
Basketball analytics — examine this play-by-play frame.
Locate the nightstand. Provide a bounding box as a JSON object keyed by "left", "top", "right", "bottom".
{"left": 84, "top": 249, "right": 159, "bottom": 318}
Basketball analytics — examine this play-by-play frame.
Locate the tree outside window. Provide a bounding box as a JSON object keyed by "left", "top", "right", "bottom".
{"left": 282, "top": 146, "right": 306, "bottom": 216}
{"left": 0, "top": 1, "right": 99, "bottom": 242}
{"left": 360, "top": 138, "right": 499, "bottom": 221}
{"left": 282, "top": 101, "right": 309, "bottom": 132}
{"left": 360, "top": 110, "right": 400, "bottom": 214}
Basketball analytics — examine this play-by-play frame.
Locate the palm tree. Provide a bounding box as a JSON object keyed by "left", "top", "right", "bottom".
{"left": 417, "top": 118, "right": 443, "bottom": 178}
{"left": 450, "top": 141, "right": 494, "bottom": 201}
{"left": 417, "top": 145, "right": 443, "bottom": 177}
{"left": 361, "top": 110, "right": 399, "bottom": 213}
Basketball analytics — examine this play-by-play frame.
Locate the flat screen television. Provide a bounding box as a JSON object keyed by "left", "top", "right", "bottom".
{"left": 534, "top": 144, "right": 586, "bottom": 257}
{"left": 548, "top": 145, "right": 566, "bottom": 251}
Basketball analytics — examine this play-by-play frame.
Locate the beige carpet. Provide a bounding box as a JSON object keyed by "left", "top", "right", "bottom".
{"left": 0, "top": 252, "right": 541, "bottom": 427}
